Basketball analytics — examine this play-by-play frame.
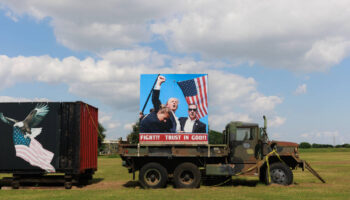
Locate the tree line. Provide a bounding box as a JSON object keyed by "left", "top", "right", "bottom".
{"left": 299, "top": 142, "right": 350, "bottom": 148}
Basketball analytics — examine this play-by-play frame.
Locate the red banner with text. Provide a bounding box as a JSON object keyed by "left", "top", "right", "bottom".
{"left": 139, "top": 134, "right": 208, "bottom": 144}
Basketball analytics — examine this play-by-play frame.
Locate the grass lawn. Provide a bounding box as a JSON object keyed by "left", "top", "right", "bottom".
{"left": 0, "top": 148, "right": 349, "bottom": 200}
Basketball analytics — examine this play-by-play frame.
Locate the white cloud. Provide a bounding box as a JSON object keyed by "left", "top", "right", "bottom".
{"left": 0, "top": 48, "right": 167, "bottom": 111}
{"left": 123, "top": 123, "right": 134, "bottom": 131}
{"left": 0, "top": 96, "right": 49, "bottom": 102}
{"left": 2, "top": 1, "right": 350, "bottom": 71}
{"left": 151, "top": 0, "right": 350, "bottom": 72}
{"left": 0, "top": 0, "right": 186, "bottom": 51}
{"left": 268, "top": 116, "right": 286, "bottom": 127}
{"left": 0, "top": 49, "right": 283, "bottom": 135}
{"left": 271, "top": 132, "right": 281, "bottom": 140}
{"left": 294, "top": 84, "right": 307, "bottom": 95}
{"left": 300, "top": 130, "right": 342, "bottom": 144}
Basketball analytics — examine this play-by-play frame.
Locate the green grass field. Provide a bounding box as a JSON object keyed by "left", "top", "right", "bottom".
{"left": 0, "top": 148, "right": 349, "bottom": 200}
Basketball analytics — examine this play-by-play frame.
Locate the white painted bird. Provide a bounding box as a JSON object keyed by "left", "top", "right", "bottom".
{"left": 0, "top": 104, "right": 49, "bottom": 139}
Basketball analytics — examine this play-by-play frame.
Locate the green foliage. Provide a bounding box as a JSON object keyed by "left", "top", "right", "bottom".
{"left": 299, "top": 142, "right": 311, "bottom": 148}
{"left": 98, "top": 123, "right": 106, "bottom": 152}
{"left": 335, "top": 143, "right": 350, "bottom": 148}
{"left": 312, "top": 143, "right": 334, "bottom": 148}
{"left": 127, "top": 122, "right": 140, "bottom": 144}
{"left": 209, "top": 129, "right": 223, "bottom": 144}
{"left": 300, "top": 142, "right": 350, "bottom": 149}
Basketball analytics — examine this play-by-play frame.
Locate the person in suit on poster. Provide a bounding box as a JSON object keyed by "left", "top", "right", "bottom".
{"left": 179, "top": 103, "right": 206, "bottom": 133}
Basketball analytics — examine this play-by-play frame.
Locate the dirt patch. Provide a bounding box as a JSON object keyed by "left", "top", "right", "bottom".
{"left": 0, "top": 181, "right": 134, "bottom": 190}
{"left": 78, "top": 181, "right": 129, "bottom": 190}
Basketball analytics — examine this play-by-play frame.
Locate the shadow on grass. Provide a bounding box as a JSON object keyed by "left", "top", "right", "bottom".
{"left": 120, "top": 178, "right": 259, "bottom": 189}
{"left": 203, "top": 177, "right": 259, "bottom": 187}
{"left": 90, "top": 178, "right": 104, "bottom": 185}
{"left": 0, "top": 176, "right": 105, "bottom": 189}
{"left": 230, "top": 178, "right": 259, "bottom": 187}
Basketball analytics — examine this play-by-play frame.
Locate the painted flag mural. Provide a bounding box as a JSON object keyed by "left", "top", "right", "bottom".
{"left": 13, "top": 127, "right": 55, "bottom": 172}
{"left": 139, "top": 74, "right": 208, "bottom": 144}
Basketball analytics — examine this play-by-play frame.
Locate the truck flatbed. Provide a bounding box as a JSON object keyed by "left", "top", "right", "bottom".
{"left": 119, "top": 143, "right": 229, "bottom": 158}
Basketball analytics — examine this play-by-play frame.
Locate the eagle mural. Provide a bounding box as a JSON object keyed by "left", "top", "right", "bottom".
{"left": 0, "top": 104, "right": 55, "bottom": 172}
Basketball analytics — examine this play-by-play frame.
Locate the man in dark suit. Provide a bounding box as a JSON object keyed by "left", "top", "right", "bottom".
{"left": 179, "top": 104, "right": 206, "bottom": 133}
{"left": 140, "top": 107, "right": 172, "bottom": 133}
{"left": 152, "top": 75, "right": 180, "bottom": 133}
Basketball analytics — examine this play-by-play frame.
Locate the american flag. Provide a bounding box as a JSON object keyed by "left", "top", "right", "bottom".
{"left": 13, "top": 127, "right": 55, "bottom": 172}
{"left": 177, "top": 75, "right": 208, "bottom": 119}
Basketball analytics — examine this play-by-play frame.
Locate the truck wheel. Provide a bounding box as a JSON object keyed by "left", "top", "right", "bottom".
{"left": 139, "top": 162, "right": 168, "bottom": 189}
{"left": 174, "top": 162, "right": 201, "bottom": 188}
{"left": 266, "top": 162, "right": 293, "bottom": 185}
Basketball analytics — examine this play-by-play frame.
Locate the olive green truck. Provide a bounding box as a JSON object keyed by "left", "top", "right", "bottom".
{"left": 118, "top": 116, "right": 324, "bottom": 188}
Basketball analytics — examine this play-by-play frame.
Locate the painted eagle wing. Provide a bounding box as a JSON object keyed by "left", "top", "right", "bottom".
{"left": 23, "top": 104, "right": 49, "bottom": 128}
{"left": 0, "top": 112, "right": 17, "bottom": 125}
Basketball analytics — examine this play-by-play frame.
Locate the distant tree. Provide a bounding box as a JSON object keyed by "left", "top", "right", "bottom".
{"left": 209, "top": 129, "right": 223, "bottom": 144}
{"left": 312, "top": 143, "right": 333, "bottom": 148}
{"left": 127, "top": 122, "right": 140, "bottom": 144}
{"left": 299, "top": 142, "right": 311, "bottom": 148}
{"left": 98, "top": 123, "right": 106, "bottom": 152}
{"left": 335, "top": 143, "right": 350, "bottom": 148}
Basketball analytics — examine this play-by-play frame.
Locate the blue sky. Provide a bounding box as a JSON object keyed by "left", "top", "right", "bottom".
{"left": 0, "top": 0, "right": 349, "bottom": 145}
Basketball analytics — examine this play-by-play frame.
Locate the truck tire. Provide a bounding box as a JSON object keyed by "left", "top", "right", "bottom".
{"left": 173, "top": 162, "right": 201, "bottom": 188}
{"left": 139, "top": 162, "right": 168, "bottom": 189}
{"left": 266, "top": 162, "right": 293, "bottom": 185}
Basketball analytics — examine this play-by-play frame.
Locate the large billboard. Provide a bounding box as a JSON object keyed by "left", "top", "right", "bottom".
{"left": 139, "top": 74, "right": 208, "bottom": 144}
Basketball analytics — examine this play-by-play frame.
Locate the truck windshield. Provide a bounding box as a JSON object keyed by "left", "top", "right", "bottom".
{"left": 235, "top": 128, "right": 253, "bottom": 141}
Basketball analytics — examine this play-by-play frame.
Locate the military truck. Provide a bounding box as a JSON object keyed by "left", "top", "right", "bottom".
{"left": 118, "top": 116, "right": 324, "bottom": 188}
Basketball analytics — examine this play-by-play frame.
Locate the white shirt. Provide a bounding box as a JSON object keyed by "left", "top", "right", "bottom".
{"left": 171, "top": 110, "right": 181, "bottom": 132}
{"left": 184, "top": 117, "right": 196, "bottom": 133}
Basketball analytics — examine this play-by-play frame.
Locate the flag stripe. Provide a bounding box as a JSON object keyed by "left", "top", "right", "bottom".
{"left": 30, "top": 140, "right": 53, "bottom": 161}
{"left": 194, "top": 78, "right": 207, "bottom": 117}
{"left": 15, "top": 147, "right": 54, "bottom": 171}
{"left": 200, "top": 77, "right": 208, "bottom": 115}
{"left": 14, "top": 138, "right": 55, "bottom": 172}
{"left": 195, "top": 95, "right": 205, "bottom": 118}
{"left": 185, "top": 97, "right": 191, "bottom": 105}
{"left": 203, "top": 76, "right": 208, "bottom": 107}
{"left": 177, "top": 75, "right": 208, "bottom": 119}
{"left": 15, "top": 146, "right": 54, "bottom": 171}
{"left": 199, "top": 76, "right": 208, "bottom": 115}
{"left": 201, "top": 76, "right": 208, "bottom": 108}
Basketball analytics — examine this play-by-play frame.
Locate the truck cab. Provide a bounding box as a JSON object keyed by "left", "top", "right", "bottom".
{"left": 206, "top": 120, "right": 302, "bottom": 185}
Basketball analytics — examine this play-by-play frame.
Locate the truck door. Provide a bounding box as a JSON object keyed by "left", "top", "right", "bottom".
{"left": 230, "top": 126, "right": 259, "bottom": 164}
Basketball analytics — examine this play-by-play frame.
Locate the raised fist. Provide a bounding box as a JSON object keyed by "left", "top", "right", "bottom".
{"left": 157, "top": 75, "right": 166, "bottom": 86}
